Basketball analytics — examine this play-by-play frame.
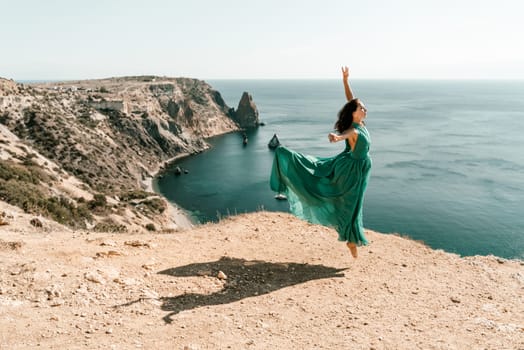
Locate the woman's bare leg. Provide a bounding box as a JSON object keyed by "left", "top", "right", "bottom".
{"left": 346, "top": 242, "right": 358, "bottom": 258}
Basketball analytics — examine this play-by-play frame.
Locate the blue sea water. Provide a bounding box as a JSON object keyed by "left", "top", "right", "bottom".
{"left": 155, "top": 79, "right": 524, "bottom": 259}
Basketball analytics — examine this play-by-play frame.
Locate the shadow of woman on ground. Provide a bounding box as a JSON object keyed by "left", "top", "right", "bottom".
{"left": 156, "top": 256, "right": 347, "bottom": 323}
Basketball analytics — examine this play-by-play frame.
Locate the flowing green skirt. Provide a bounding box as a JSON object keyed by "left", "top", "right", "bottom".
{"left": 270, "top": 145, "right": 371, "bottom": 245}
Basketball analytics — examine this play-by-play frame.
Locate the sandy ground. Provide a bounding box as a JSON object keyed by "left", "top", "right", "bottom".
{"left": 0, "top": 201, "right": 523, "bottom": 350}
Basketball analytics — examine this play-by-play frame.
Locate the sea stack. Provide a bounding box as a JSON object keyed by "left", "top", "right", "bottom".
{"left": 232, "top": 92, "right": 259, "bottom": 128}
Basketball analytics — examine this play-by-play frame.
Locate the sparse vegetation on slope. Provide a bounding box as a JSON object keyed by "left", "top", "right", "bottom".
{"left": 0, "top": 159, "right": 93, "bottom": 227}
{"left": 0, "top": 76, "right": 244, "bottom": 231}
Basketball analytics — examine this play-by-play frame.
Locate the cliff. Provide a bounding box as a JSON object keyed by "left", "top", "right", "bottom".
{"left": 0, "top": 76, "right": 250, "bottom": 232}
{"left": 0, "top": 206, "right": 522, "bottom": 349}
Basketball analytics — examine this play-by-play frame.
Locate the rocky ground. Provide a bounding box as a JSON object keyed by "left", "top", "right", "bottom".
{"left": 1, "top": 200, "right": 523, "bottom": 349}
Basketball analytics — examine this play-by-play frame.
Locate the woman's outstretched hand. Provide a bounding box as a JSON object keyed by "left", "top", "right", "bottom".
{"left": 341, "top": 66, "right": 349, "bottom": 80}
{"left": 341, "top": 66, "right": 354, "bottom": 101}
{"left": 328, "top": 133, "right": 338, "bottom": 143}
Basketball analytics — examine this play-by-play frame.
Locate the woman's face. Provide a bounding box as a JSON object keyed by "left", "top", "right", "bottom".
{"left": 353, "top": 101, "right": 367, "bottom": 122}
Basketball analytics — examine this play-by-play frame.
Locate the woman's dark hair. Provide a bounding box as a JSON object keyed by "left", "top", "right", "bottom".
{"left": 334, "top": 98, "right": 360, "bottom": 133}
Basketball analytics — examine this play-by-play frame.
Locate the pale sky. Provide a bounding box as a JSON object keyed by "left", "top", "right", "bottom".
{"left": 2, "top": 0, "right": 523, "bottom": 80}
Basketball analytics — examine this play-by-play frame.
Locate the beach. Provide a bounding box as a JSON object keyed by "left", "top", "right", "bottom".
{"left": 141, "top": 153, "right": 195, "bottom": 230}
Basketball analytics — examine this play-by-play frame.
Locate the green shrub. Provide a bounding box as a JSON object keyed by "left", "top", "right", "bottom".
{"left": 0, "top": 178, "right": 92, "bottom": 228}
{"left": 25, "top": 162, "right": 53, "bottom": 183}
{"left": 93, "top": 219, "right": 127, "bottom": 233}
{"left": 88, "top": 193, "right": 109, "bottom": 214}
{"left": 22, "top": 158, "right": 38, "bottom": 167}
{"left": 0, "top": 160, "right": 41, "bottom": 184}
{"left": 142, "top": 198, "right": 166, "bottom": 214}
{"left": 120, "top": 190, "right": 152, "bottom": 201}
{"left": 0, "top": 160, "right": 94, "bottom": 227}
{"left": 0, "top": 111, "right": 10, "bottom": 124}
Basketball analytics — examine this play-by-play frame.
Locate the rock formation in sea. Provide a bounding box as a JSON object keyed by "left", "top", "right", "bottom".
{"left": 230, "top": 91, "right": 260, "bottom": 128}
{"left": 268, "top": 133, "right": 281, "bottom": 149}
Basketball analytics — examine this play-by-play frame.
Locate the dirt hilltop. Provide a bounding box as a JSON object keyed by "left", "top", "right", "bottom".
{"left": 1, "top": 201, "right": 523, "bottom": 349}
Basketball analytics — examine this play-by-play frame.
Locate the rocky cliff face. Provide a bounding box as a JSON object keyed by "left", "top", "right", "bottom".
{"left": 0, "top": 76, "right": 250, "bottom": 231}
{"left": 1, "top": 76, "right": 241, "bottom": 191}
{"left": 230, "top": 92, "right": 260, "bottom": 128}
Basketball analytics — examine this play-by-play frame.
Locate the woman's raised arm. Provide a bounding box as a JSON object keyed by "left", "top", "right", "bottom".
{"left": 342, "top": 66, "right": 354, "bottom": 102}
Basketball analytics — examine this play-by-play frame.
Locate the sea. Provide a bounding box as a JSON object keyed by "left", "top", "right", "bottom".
{"left": 155, "top": 79, "right": 524, "bottom": 259}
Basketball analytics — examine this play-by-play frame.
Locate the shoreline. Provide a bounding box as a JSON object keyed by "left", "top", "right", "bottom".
{"left": 142, "top": 152, "right": 196, "bottom": 230}
{"left": 141, "top": 130, "right": 242, "bottom": 231}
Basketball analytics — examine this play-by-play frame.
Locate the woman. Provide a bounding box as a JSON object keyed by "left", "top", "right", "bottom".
{"left": 270, "top": 66, "right": 371, "bottom": 258}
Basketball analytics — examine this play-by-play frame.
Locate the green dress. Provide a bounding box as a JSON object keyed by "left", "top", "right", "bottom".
{"left": 270, "top": 123, "right": 372, "bottom": 245}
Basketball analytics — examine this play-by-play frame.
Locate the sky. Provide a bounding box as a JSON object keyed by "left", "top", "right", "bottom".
{"left": 1, "top": 0, "right": 524, "bottom": 80}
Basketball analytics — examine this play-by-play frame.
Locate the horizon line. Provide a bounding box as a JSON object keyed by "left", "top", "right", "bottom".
{"left": 10, "top": 76, "right": 524, "bottom": 83}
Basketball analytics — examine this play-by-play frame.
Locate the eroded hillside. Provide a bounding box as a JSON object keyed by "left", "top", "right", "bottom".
{"left": 0, "top": 76, "right": 249, "bottom": 231}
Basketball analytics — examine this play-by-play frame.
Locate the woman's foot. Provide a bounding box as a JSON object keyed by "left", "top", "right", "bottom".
{"left": 346, "top": 242, "right": 358, "bottom": 258}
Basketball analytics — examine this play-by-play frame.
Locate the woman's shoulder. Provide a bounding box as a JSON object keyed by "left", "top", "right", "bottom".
{"left": 348, "top": 127, "right": 359, "bottom": 135}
